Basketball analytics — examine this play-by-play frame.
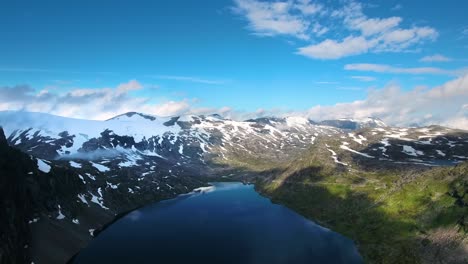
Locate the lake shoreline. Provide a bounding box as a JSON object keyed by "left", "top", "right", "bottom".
{"left": 66, "top": 182, "right": 218, "bottom": 263}
{"left": 71, "top": 181, "right": 363, "bottom": 264}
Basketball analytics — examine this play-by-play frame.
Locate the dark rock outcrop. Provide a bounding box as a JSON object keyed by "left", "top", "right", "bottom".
{"left": 0, "top": 127, "right": 33, "bottom": 263}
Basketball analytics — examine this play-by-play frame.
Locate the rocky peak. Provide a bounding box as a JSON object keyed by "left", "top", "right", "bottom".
{"left": 208, "top": 114, "right": 224, "bottom": 120}
{"left": 0, "top": 126, "right": 7, "bottom": 146}
{"left": 107, "top": 112, "right": 156, "bottom": 121}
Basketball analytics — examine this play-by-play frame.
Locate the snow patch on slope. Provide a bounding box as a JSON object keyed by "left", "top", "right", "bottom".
{"left": 37, "top": 159, "right": 51, "bottom": 173}
{"left": 91, "top": 162, "right": 110, "bottom": 172}
{"left": 340, "top": 142, "right": 375, "bottom": 158}
{"left": 326, "top": 144, "right": 348, "bottom": 166}
{"left": 56, "top": 205, "right": 65, "bottom": 220}
{"left": 402, "top": 145, "right": 424, "bottom": 157}
{"left": 69, "top": 161, "right": 82, "bottom": 168}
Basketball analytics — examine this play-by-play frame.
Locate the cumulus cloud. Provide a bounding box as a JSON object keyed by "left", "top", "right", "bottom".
{"left": 173, "top": 74, "right": 468, "bottom": 130}
{"left": 140, "top": 100, "right": 192, "bottom": 117}
{"left": 188, "top": 75, "right": 468, "bottom": 130}
{"left": 0, "top": 80, "right": 201, "bottom": 120}
{"left": 337, "top": 1, "right": 402, "bottom": 37}
{"left": 233, "top": 0, "right": 438, "bottom": 59}
{"left": 300, "top": 15, "right": 437, "bottom": 59}
{"left": 304, "top": 74, "right": 468, "bottom": 129}
{"left": 232, "top": 0, "right": 321, "bottom": 40}
{"left": 297, "top": 36, "right": 372, "bottom": 59}
{"left": 1, "top": 76, "right": 467, "bottom": 130}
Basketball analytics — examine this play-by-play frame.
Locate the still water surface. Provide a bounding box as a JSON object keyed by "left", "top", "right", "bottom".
{"left": 74, "top": 182, "right": 363, "bottom": 264}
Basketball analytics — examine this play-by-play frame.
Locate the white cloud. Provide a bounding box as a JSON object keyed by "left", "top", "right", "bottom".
{"left": 116, "top": 80, "right": 142, "bottom": 93}
{"left": 304, "top": 74, "right": 468, "bottom": 129}
{"left": 0, "top": 80, "right": 202, "bottom": 120}
{"left": 184, "top": 75, "right": 468, "bottom": 130}
{"left": 347, "top": 16, "right": 402, "bottom": 36}
{"left": 233, "top": 0, "right": 438, "bottom": 59}
{"left": 294, "top": 0, "right": 323, "bottom": 15}
{"left": 420, "top": 54, "right": 452, "bottom": 62}
{"left": 141, "top": 100, "right": 192, "bottom": 117}
{"left": 345, "top": 63, "right": 454, "bottom": 75}
{"left": 298, "top": 36, "right": 372, "bottom": 59}
{"left": 311, "top": 23, "right": 329, "bottom": 36}
{"left": 2, "top": 76, "right": 467, "bottom": 130}
{"left": 351, "top": 76, "right": 376, "bottom": 82}
{"left": 232, "top": 0, "right": 317, "bottom": 40}
{"left": 298, "top": 26, "right": 438, "bottom": 59}
{"left": 375, "top": 27, "right": 438, "bottom": 52}
{"left": 426, "top": 74, "right": 468, "bottom": 98}
{"left": 150, "top": 75, "right": 468, "bottom": 130}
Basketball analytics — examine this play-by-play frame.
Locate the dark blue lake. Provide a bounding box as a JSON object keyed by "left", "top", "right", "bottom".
{"left": 74, "top": 182, "right": 363, "bottom": 264}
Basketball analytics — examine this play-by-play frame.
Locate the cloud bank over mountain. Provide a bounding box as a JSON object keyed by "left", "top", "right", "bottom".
{"left": 304, "top": 74, "right": 468, "bottom": 129}
{"left": 1, "top": 74, "right": 467, "bottom": 130}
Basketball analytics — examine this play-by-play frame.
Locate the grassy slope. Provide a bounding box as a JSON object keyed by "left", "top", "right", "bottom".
{"left": 219, "top": 143, "right": 467, "bottom": 263}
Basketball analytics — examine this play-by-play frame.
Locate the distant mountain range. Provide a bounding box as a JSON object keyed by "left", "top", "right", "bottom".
{"left": 1, "top": 111, "right": 466, "bottom": 167}
{"left": 0, "top": 110, "right": 467, "bottom": 263}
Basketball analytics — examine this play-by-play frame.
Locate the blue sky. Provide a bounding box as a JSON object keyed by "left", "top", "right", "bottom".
{"left": 0, "top": 0, "right": 467, "bottom": 127}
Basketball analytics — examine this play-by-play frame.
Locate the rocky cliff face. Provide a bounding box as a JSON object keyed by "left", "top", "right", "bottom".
{"left": 0, "top": 126, "right": 98, "bottom": 264}
{"left": 0, "top": 127, "right": 32, "bottom": 263}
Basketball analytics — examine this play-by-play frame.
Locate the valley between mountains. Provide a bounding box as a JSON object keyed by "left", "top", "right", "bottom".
{"left": 1, "top": 110, "right": 467, "bottom": 264}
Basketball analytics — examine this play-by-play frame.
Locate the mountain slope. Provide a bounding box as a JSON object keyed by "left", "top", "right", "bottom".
{"left": 255, "top": 144, "right": 468, "bottom": 263}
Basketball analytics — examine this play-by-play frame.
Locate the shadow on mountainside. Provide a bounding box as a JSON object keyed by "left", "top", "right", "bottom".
{"left": 255, "top": 163, "right": 468, "bottom": 264}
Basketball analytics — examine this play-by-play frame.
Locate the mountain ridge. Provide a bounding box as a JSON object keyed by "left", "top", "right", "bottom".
{"left": 5, "top": 110, "right": 465, "bottom": 132}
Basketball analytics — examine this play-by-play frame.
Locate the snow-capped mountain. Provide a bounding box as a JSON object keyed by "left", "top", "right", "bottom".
{"left": 1, "top": 110, "right": 467, "bottom": 212}
{"left": 0, "top": 111, "right": 466, "bottom": 169}
{"left": 0, "top": 111, "right": 340, "bottom": 163}
{"left": 1, "top": 110, "right": 467, "bottom": 263}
